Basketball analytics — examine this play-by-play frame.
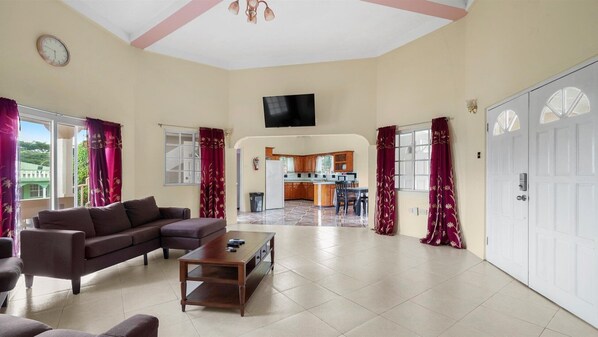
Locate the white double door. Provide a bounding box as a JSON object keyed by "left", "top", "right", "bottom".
{"left": 487, "top": 61, "right": 598, "bottom": 327}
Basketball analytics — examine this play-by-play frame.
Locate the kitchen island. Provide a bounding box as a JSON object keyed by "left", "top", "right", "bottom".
{"left": 313, "top": 182, "right": 336, "bottom": 207}
{"left": 284, "top": 180, "right": 342, "bottom": 207}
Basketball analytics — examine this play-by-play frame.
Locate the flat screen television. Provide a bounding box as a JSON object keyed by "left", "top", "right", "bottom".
{"left": 263, "top": 93, "right": 315, "bottom": 128}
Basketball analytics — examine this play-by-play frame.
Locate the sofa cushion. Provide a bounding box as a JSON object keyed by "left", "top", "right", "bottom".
{"left": 137, "top": 218, "right": 180, "bottom": 230}
{"left": 0, "top": 256, "right": 23, "bottom": 292}
{"left": 37, "top": 330, "right": 95, "bottom": 337}
{"left": 85, "top": 234, "right": 132, "bottom": 258}
{"left": 0, "top": 314, "right": 52, "bottom": 337}
{"left": 161, "top": 218, "right": 226, "bottom": 238}
{"left": 119, "top": 226, "right": 160, "bottom": 245}
{"left": 38, "top": 207, "right": 96, "bottom": 238}
{"left": 89, "top": 203, "right": 132, "bottom": 236}
{"left": 123, "top": 196, "right": 161, "bottom": 227}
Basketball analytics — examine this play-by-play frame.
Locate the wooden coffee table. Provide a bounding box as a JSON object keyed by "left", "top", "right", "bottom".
{"left": 179, "top": 231, "right": 275, "bottom": 316}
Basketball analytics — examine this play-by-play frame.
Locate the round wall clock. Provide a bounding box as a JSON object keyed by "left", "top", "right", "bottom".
{"left": 36, "top": 34, "right": 70, "bottom": 67}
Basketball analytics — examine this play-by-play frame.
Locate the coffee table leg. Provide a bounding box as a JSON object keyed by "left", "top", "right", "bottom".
{"left": 239, "top": 285, "right": 246, "bottom": 316}
{"left": 270, "top": 236, "right": 275, "bottom": 271}
{"left": 180, "top": 262, "right": 187, "bottom": 312}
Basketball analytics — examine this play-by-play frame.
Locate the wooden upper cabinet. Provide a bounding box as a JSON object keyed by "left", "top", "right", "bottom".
{"left": 294, "top": 156, "right": 304, "bottom": 172}
{"left": 265, "top": 147, "right": 274, "bottom": 159}
{"left": 307, "top": 155, "right": 316, "bottom": 172}
{"left": 333, "top": 151, "right": 354, "bottom": 172}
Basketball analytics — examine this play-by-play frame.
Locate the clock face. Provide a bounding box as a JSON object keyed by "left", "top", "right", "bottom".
{"left": 36, "top": 35, "right": 69, "bottom": 67}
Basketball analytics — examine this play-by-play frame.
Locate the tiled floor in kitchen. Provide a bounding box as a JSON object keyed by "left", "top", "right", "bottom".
{"left": 237, "top": 200, "right": 368, "bottom": 227}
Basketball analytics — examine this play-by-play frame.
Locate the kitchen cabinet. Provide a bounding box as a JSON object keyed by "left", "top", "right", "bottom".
{"left": 305, "top": 155, "right": 316, "bottom": 172}
{"left": 284, "top": 182, "right": 314, "bottom": 201}
{"left": 306, "top": 183, "right": 314, "bottom": 201}
{"left": 333, "top": 151, "right": 353, "bottom": 172}
{"left": 294, "top": 156, "right": 304, "bottom": 172}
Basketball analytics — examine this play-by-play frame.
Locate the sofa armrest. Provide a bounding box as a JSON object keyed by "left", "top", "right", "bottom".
{"left": 0, "top": 237, "right": 13, "bottom": 258}
{"left": 159, "top": 207, "right": 190, "bottom": 220}
{"left": 20, "top": 229, "right": 85, "bottom": 279}
{"left": 99, "top": 314, "right": 159, "bottom": 337}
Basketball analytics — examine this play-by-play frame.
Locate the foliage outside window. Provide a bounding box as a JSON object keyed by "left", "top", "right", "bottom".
{"left": 316, "top": 155, "right": 333, "bottom": 173}
{"left": 165, "top": 130, "right": 200, "bottom": 185}
{"left": 77, "top": 140, "right": 89, "bottom": 204}
{"left": 395, "top": 129, "right": 431, "bottom": 191}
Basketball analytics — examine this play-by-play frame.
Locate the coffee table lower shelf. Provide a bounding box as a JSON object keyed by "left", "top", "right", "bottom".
{"left": 183, "top": 261, "right": 273, "bottom": 312}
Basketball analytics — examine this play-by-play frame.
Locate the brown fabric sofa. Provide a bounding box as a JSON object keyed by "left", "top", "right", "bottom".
{"left": 20, "top": 196, "right": 226, "bottom": 294}
{"left": 0, "top": 313, "right": 158, "bottom": 337}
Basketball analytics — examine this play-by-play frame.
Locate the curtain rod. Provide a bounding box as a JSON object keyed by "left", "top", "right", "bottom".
{"left": 377, "top": 116, "right": 453, "bottom": 130}
{"left": 158, "top": 123, "right": 197, "bottom": 129}
{"left": 18, "top": 104, "right": 124, "bottom": 127}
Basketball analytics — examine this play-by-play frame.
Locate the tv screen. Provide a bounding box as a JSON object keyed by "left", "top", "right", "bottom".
{"left": 263, "top": 94, "right": 315, "bottom": 128}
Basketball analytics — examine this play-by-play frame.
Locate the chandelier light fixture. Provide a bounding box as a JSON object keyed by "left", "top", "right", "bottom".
{"left": 228, "top": 0, "right": 275, "bottom": 24}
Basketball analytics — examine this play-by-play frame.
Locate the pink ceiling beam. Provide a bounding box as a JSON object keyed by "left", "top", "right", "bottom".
{"left": 131, "top": 0, "right": 222, "bottom": 49}
{"left": 362, "top": 0, "right": 467, "bottom": 21}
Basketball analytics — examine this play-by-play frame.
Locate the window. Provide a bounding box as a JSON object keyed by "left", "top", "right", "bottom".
{"left": 165, "top": 130, "right": 200, "bottom": 185}
{"left": 540, "top": 87, "right": 590, "bottom": 124}
{"left": 395, "top": 129, "right": 431, "bottom": 191}
{"left": 316, "top": 155, "right": 333, "bottom": 173}
{"left": 493, "top": 109, "right": 520, "bottom": 136}
{"left": 280, "top": 156, "right": 294, "bottom": 173}
{"left": 29, "top": 184, "right": 44, "bottom": 198}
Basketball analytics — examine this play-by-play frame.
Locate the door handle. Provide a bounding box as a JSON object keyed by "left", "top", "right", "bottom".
{"left": 516, "top": 195, "right": 527, "bottom": 201}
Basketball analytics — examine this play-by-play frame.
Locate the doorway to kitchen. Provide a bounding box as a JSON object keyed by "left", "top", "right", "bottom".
{"left": 235, "top": 134, "right": 370, "bottom": 227}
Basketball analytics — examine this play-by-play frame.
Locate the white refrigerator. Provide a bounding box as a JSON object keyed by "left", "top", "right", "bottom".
{"left": 265, "top": 160, "right": 284, "bottom": 210}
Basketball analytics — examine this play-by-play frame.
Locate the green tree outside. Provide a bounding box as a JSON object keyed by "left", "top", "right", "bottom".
{"left": 19, "top": 140, "right": 50, "bottom": 167}
{"left": 77, "top": 140, "right": 89, "bottom": 204}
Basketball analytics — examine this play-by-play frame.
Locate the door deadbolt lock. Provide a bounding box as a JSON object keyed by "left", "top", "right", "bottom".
{"left": 516, "top": 195, "right": 528, "bottom": 201}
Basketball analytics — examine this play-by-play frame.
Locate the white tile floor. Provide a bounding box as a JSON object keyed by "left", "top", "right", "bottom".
{"left": 2, "top": 224, "right": 598, "bottom": 337}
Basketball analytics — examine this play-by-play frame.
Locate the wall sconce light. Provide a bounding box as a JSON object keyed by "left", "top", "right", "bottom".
{"left": 466, "top": 99, "right": 478, "bottom": 114}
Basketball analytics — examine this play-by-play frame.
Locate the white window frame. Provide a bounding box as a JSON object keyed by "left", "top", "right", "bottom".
{"left": 395, "top": 128, "right": 431, "bottom": 192}
{"left": 18, "top": 105, "right": 87, "bottom": 209}
{"left": 164, "top": 128, "right": 200, "bottom": 186}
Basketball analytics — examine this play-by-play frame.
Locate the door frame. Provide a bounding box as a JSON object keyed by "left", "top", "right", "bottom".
{"left": 485, "top": 55, "right": 598, "bottom": 259}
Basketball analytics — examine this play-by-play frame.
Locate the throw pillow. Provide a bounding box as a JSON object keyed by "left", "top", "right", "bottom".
{"left": 123, "top": 196, "right": 161, "bottom": 227}
{"left": 89, "top": 202, "right": 132, "bottom": 236}
{"left": 38, "top": 207, "right": 96, "bottom": 238}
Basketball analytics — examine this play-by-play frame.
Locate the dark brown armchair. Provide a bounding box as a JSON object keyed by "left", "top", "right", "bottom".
{"left": 0, "top": 237, "right": 23, "bottom": 308}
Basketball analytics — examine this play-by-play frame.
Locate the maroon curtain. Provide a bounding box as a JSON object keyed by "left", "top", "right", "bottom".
{"left": 421, "top": 117, "right": 463, "bottom": 248}
{"left": 375, "top": 125, "right": 396, "bottom": 235}
{"left": 86, "top": 118, "right": 122, "bottom": 207}
{"left": 199, "top": 128, "right": 225, "bottom": 219}
{"left": 0, "top": 98, "right": 19, "bottom": 254}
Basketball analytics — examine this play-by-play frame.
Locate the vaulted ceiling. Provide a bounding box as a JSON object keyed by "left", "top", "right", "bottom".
{"left": 63, "top": 0, "right": 472, "bottom": 69}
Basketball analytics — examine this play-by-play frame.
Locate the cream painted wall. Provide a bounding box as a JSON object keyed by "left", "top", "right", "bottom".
{"left": 228, "top": 60, "right": 378, "bottom": 145}
{"left": 3, "top": 0, "right": 598, "bottom": 258}
{"left": 133, "top": 52, "right": 228, "bottom": 216}
{"left": 0, "top": 1, "right": 229, "bottom": 216}
{"left": 235, "top": 135, "right": 369, "bottom": 212}
{"left": 376, "top": 0, "right": 598, "bottom": 258}
{"left": 0, "top": 0, "right": 138, "bottom": 200}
